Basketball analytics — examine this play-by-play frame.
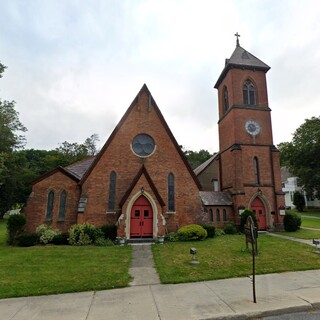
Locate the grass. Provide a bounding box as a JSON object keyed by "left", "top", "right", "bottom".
{"left": 152, "top": 234, "right": 320, "bottom": 284}
{"left": 302, "top": 218, "right": 320, "bottom": 229}
{"left": 275, "top": 228, "right": 320, "bottom": 239}
{"left": 0, "top": 219, "right": 132, "bottom": 299}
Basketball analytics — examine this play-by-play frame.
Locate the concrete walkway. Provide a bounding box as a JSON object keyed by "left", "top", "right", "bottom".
{"left": 129, "top": 244, "right": 160, "bottom": 286}
{"left": 2, "top": 270, "right": 320, "bottom": 319}
{"left": 266, "top": 232, "right": 317, "bottom": 247}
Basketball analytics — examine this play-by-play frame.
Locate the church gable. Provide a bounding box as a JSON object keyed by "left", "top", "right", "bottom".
{"left": 79, "top": 84, "right": 202, "bottom": 231}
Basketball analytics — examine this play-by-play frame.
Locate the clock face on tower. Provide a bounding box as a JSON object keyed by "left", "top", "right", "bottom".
{"left": 245, "top": 120, "right": 261, "bottom": 136}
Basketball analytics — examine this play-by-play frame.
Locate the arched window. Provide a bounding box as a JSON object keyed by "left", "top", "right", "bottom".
{"left": 253, "top": 157, "right": 260, "bottom": 185}
{"left": 223, "top": 86, "right": 229, "bottom": 113}
{"left": 108, "top": 171, "right": 117, "bottom": 212}
{"left": 58, "top": 190, "right": 67, "bottom": 221}
{"left": 223, "top": 209, "right": 227, "bottom": 221}
{"left": 243, "top": 80, "right": 256, "bottom": 105}
{"left": 209, "top": 209, "right": 213, "bottom": 222}
{"left": 46, "top": 190, "right": 54, "bottom": 221}
{"left": 168, "top": 173, "right": 175, "bottom": 212}
{"left": 216, "top": 209, "right": 220, "bottom": 222}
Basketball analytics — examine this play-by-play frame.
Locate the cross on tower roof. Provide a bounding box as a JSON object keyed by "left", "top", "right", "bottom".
{"left": 234, "top": 32, "right": 240, "bottom": 47}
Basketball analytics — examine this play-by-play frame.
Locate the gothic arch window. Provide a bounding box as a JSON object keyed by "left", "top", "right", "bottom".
{"left": 243, "top": 80, "right": 256, "bottom": 105}
{"left": 168, "top": 173, "right": 175, "bottom": 212}
{"left": 223, "top": 209, "right": 227, "bottom": 221}
{"left": 58, "top": 190, "right": 67, "bottom": 221}
{"left": 209, "top": 209, "right": 213, "bottom": 222}
{"left": 108, "top": 171, "right": 117, "bottom": 212}
{"left": 253, "top": 157, "right": 260, "bottom": 185}
{"left": 216, "top": 209, "right": 220, "bottom": 222}
{"left": 223, "top": 86, "right": 229, "bottom": 113}
{"left": 46, "top": 190, "right": 54, "bottom": 221}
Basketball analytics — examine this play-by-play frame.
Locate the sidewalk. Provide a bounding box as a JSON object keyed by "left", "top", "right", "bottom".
{"left": 2, "top": 268, "right": 320, "bottom": 320}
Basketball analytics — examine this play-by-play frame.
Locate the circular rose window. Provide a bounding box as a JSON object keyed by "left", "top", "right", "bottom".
{"left": 132, "top": 134, "right": 155, "bottom": 157}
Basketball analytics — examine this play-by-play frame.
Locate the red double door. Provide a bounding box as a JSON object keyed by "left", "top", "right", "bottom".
{"left": 130, "top": 196, "right": 153, "bottom": 237}
{"left": 251, "top": 197, "right": 266, "bottom": 230}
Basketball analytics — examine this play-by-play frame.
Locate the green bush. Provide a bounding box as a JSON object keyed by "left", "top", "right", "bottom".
{"left": 51, "top": 233, "right": 69, "bottom": 245}
{"left": 94, "top": 237, "right": 115, "bottom": 246}
{"left": 202, "top": 224, "right": 215, "bottom": 238}
{"left": 240, "top": 209, "right": 258, "bottom": 232}
{"left": 100, "top": 224, "right": 117, "bottom": 240}
{"left": 284, "top": 212, "right": 301, "bottom": 232}
{"left": 165, "top": 232, "right": 179, "bottom": 242}
{"left": 36, "top": 224, "right": 61, "bottom": 244}
{"left": 6, "top": 214, "right": 26, "bottom": 245}
{"left": 293, "top": 191, "right": 305, "bottom": 212}
{"left": 16, "top": 233, "right": 39, "bottom": 247}
{"left": 224, "top": 222, "right": 237, "bottom": 234}
{"left": 69, "top": 223, "right": 103, "bottom": 245}
{"left": 215, "top": 228, "right": 225, "bottom": 236}
{"left": 177, "top": 224, "right": 207, "bottom": 241}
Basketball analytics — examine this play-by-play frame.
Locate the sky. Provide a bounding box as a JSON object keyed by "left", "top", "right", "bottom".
{"left": 1, "top": 0, "right": 320, "bottom": 154}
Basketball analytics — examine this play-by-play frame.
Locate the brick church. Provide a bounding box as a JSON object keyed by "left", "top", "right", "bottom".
{"left": 24, "top": 39, "right": 285, "bottom": 238}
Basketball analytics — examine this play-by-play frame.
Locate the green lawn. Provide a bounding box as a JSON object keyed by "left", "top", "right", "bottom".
{"left": 302, "top": 218, "right": 320, "bottom": 229}
{"left": 0, "top": 219, "right": 132, "bottom": 299}
{"left": 274, "top": 228, "right": 320, "bottom": 239}
{"left": 152, "top": 234, "right": 320, "bottom": 284}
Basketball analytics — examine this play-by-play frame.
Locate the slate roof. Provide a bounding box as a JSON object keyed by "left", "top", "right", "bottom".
{"left": 194, "top": 153, "right": 218, "bottom": 176}
{"left": 214, "top": 45, "right": 270, "bottom": 88}
{"left": 199, "top": 191, "right": 233, "bottom": 206}
{"left": 65, "top": 156, "right": 96, "bottom": 180}
{"left": 281, "top": 166, "right": 293, "bottom": 183}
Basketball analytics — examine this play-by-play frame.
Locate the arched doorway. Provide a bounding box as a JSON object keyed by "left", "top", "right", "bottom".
{"left": 130, "top": 195, "right": 153, "bottom": 237}
{"left": 251, "top": 197, "right": 266, "bottom": 230}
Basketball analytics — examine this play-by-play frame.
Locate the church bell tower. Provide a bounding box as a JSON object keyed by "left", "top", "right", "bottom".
{"left": 214, "top": 34, "right": 285, "bottom": 230}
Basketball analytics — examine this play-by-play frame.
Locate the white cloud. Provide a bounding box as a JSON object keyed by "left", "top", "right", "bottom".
{"left": 1, "top": 0, "right": 320, "bottom": 153}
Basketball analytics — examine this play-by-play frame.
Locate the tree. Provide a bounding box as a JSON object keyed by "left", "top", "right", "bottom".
{"left": 278, "top": 116, "right": 320, "bottom": 199}
{"left": 182, "top": 148, "right": 213, "bottom": 169}
{"left": 0, "top": 62, "right": 27, "bottom": 217}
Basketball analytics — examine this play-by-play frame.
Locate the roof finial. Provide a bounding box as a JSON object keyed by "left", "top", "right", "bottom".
{"left": 234, "top": 32, "right": 240, "bottom": 47}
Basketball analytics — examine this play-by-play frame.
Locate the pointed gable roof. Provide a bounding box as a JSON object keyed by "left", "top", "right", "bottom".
{"left": 194, "top": 153, "right": 218, "bottom": 176}
{"left": 80, "top": 84, "right": 202, "bottom": 189}
{"left": 214, "top": 45, "right": 270, "bottom": 88}
{"left": 119, "top": 164, "right": 165, "bottom": 207}
{"left": 31, "top": 166, "right": 80, "bottom": 185}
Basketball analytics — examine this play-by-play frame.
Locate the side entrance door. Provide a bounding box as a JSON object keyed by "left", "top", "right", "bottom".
{"left": 130, "top": 196, "right": 153, "bottom": 237}
{"left": 251, "top": 197, "right": 267, "bottom": 230}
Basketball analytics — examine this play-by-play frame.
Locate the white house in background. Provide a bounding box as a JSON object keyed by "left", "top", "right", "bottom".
{"left": 281, "top": 167, "right": 320, "bottom": 208}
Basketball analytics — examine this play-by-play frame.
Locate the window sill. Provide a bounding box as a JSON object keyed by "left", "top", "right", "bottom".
{"left": 106, "top": 211, "right": 116, "bottom": 214}
{"left": 166, "top": 211, "right": 176, "bottom": 214}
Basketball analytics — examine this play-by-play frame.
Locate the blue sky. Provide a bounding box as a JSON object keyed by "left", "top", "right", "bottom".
{"left": 1, "top": 0, "right": 320, "bottom": 153}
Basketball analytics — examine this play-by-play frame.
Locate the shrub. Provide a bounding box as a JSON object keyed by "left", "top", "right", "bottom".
{"left": 202, "top": 224, "right": 215, "bottom": 238}
{"left": 215, "top": 228, "right": 225, "bottom": 236}
{"left": 36, "top": 224, "right": 61, "bottom": 244}
{"left": 51, "top": 233, "right": 69, "bottom": 245}
{"left": 240, "top": 209, "right": 258, "bottom": 232}
{"left": 284, "top": 211, "right": 301, "bottom": 232}
{"left": 177, "top": 224, "right": 207, "bottom": 241}
{"left": 69, "top": 223, "right": 103, "bottom": 245}
{"left": 6, "top": 214, "right": 26, "bottom": 245}
{"left": 224, "top": 222, "right": 237, "bottom": 234}
{"left": 165, "top": 232, "right": 179, "bottom": 242}
{"left": 94, "top": 237, "right": 115, "bottom": 246}
{"left": 16, "top": 233, "right": 39, "bottom": 247}
{"left": 100, "top": 224, "right": 117, "bottom": 240}
{"left": 293, "top": 191, "right": 305, "bottom": 212}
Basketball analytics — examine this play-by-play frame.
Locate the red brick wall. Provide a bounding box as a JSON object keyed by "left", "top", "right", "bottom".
{"left": 80, "top": 90, "right": 202, "bottom": 235}
{"left": 24, "top": 171, "right": 80, "bottom": 233}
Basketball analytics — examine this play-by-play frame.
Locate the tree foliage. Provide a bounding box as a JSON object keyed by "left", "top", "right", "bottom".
{"left": 278, "top": 116, "right": 320, "bottom": 198}
{"left": 182, "top": 148, "right": 213, "bottom": 169}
